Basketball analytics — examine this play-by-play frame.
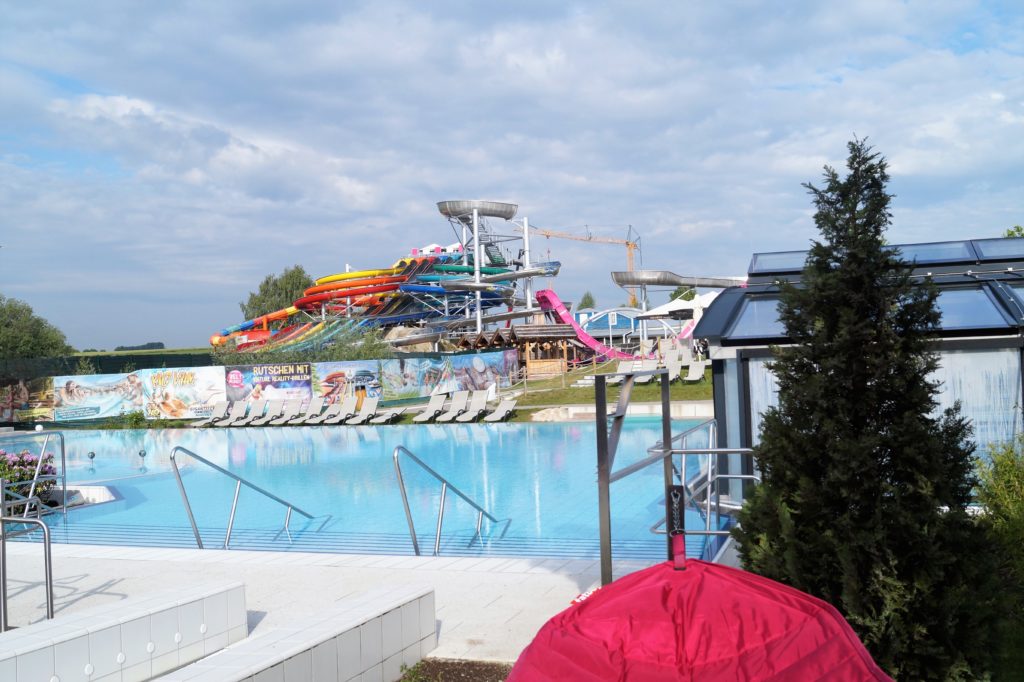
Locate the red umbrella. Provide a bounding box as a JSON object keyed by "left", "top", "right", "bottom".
{"left": 509, "top": 547, "right": 891, "bottom": 681}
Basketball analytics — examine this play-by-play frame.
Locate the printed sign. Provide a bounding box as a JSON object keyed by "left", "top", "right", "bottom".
{"left": 312, "top": 361, "right": 381, "bottom": 406}
{"left": 0, "top": 377, "right": 54, "bottom": 423}
{"left": 52, "top": 372, "right": 145, "bottom": 421}
{"left": 224, "top": 363, "right": 312, "bottom": 404}
{"left": 141, "top": 367, "right": 227, "bottom": 420}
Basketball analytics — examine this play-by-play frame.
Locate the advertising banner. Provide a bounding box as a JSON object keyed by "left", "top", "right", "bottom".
{"left": 52, "top": 372, "right": 145, "bottom": 421}
{"left": 312, "top": 361, "right": 382, "bottom": 409}
{"left": 379, "top": 357, "right": 454, "bottom": 400}
{"left": 225, "top": 363, "right": 312, "bottom": 404}
{"left": 0, "top": 377, "right": 54, "bottom": 423}
{"left": 141, "top": 367, "right": 227, "bottom": 420}
{"left": 450, "top": 351, "right": 518, "bottom": 391}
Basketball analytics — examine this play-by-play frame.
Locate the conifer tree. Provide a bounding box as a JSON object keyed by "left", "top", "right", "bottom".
{"left": 733, "top": 139, "right": 999, "bottom": 680}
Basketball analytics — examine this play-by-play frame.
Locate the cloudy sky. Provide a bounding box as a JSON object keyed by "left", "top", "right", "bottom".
{"left": 2, "top": 1, "right": 1022, "bottom": 349}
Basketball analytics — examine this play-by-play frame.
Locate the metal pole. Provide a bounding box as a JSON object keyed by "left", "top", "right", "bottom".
{"left": 434, "top": 483, "right": 448, "bottom": 556}
{"left": 224, "top": 480, "right": 241, "bottom": 549}
{"left": 0, "top": 479, "right": 7, "bottom": 632}
{"left": 393, "top": 452, "right": 420, "bottom": 555}
{"left": 660, "top": 373, "right": 674, "bottom": 559}
{"left": 523, "top": 216, "right": 533, "bottom": 310}
{"left": 169, "top": 455, "right": 204, "bottom": 549}
{"left": 472, "top": 208, "right": 482, "bottom": 333}
{"left": 595, "top": 376, "right": 613, "bottom": 585}
{"left": 24, "top": 434, "right": 51, "bottom": 517}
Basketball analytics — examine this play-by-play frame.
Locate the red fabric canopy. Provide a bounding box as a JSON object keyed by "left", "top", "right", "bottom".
{"left": 508, "top": 559, "right": 891, "bottom": 681}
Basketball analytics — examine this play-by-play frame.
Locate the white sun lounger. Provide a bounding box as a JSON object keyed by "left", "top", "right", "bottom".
{"left": 190, "top": 401, "right": 230, "bottom": 427}
{"left": 455, "top": 391, "right": 489, "bottom": 423}
{"left": 412, "top": 393, "right": 448, "bottom": 424}
{"left": 482, "top": 398, "right": 517, "bottom": 422}
{"left": 249, "top": 399, "right": 285, "bottom": 426}
{"left": 666, "top": 359, "right": 683, "bottom": 383}
{"left": 368, "top": 407, "right": 405, "bottom": 425}
{"left": 683, "top": 359, "right": 709, "bottom": 383}
{"left": 288, "top": 396, "right": 327, "bottom": 424}
{"left": 267, "top": 399, "right": 304, "bottom": 425}
{"left": 319, "top": 395, "right": 360, "bottom": 425}
{"left": 214, "top": 401, "right": 253, "bottom": 427}
{"left": 434, "top": 391, "right": 470, "bottom": 423}
{"left": 344, "top": 396, "right": 380, "bottom": 425}
{"left": 633, "top": 359, "right": 662, "bottom": 385}
{"left": 606, "top": 360, "right": 636, "bottom": 386}
{"left": 229, "top": 399, "right": 269, "bottom": 426}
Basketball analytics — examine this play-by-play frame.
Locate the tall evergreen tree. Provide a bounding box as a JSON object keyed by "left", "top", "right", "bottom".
{"left": 239, "top": 265, "right": 313, "bottom": 323}
{"left": 733, "top": 139, "right": 999, "bottom": 680}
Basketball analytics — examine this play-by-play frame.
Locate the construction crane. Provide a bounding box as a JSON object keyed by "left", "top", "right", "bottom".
{"left": 514, "top": 224, "right": 642, "bottom": 306}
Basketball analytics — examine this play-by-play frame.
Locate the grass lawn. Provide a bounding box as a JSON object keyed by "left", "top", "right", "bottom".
{"left": 511, "top": 366, "right": 712, "bottom": 407}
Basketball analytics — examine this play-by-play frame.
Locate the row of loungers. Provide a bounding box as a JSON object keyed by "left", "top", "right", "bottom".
{"left": 191, "top": 395, "right": 403, "bottom": 428}
{"left": 191, "top": 390, "right": 517, "bottom": 427}
{"left": 411, "top": 390, "right": 517, "bottom": 424}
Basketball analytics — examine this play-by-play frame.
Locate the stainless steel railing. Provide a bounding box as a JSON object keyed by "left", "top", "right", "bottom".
{"left": 393, "top": 445, "right": 508, "bottom": 556}
{"left": 169, "top": 446, "right": 317, "bottom": 549}
{"left": 0, "top": 485, "right": 55, "bottom": 631}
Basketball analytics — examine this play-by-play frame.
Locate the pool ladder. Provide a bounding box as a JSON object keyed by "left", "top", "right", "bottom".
{"left": 0, "top": 491, "right": 54, "bottom": 631}
{"left": 169, "top": 446, "right": 327, "bottom": 549}
{"left": 393, "top": 445, "right": 509, "bottom": 556}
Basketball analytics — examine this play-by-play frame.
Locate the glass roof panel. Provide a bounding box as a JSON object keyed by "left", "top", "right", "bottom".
{"left": 936, "top": 288, "right": 1010, "bottom": 329}
{"left": 972, "top": 238, "right": 1024, "bottom": 261}
{"left": 727, "top": 297, "right": 785, "bottom": 339}
{"left": 892, "top": 241, "right": 974, "bottom": 264}
{"left": 748, "top": 251, "right": 806, "bottom": 275}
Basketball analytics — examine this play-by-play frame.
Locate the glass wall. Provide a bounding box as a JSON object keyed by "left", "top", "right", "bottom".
{"left": 932, "top": 348, "right": 1021, "bottom": 455}
{"left": 743, "top": 347, "right": 1022, "bottom": 457}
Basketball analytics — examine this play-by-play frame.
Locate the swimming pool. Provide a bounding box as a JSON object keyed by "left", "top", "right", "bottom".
{"left": 20, "top": 420, "right": 721, "bottom": 560}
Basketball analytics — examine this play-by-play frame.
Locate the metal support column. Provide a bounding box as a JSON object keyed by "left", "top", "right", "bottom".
{"left": 595, "top": 376, "right": 613, "bottom": 585}
{"left": 523, "top": 216, "right": 533, "bottom": 310}
{"left": 660, "top": 373, "right": 674, "bottom": 559}
{"left": 472, "top": 208, "right": 482, "bottom": 333}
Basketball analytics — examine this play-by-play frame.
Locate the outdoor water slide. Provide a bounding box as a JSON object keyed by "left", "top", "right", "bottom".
{"left": 534, "top": 289, "right": 645, "bottom": 361}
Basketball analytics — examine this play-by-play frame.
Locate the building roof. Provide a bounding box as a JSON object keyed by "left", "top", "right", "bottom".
{"left": 694, "top": 237, "right": 1024, "bottom": 345}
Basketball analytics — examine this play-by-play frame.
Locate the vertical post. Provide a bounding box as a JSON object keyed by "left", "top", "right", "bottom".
{"left": 472, "top": 208, "right": 482, "bottom": 333}
{"left": 0, "top": 478, "right": 7, "bottom": 632}
{"left": 595, "top": 376, "right": 613, "bottom": 585}
{"left": 434, "top": 483, "right": 449, "bottom": 556}
{"left": 660, "top": 372, "right": 674, "bottom": 559}
{"left": 523, "top": 216, "right": 533, "bottom": 310}
{"left": 224, "top": 480, "right": 242, "bottom": 549}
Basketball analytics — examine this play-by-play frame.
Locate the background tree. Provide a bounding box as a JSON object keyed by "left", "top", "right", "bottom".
{"left": 669, "top": 285, "right": 695, "bottom": 301}
{"left": 1003, "top": 225, "right": 1024, "bottom": 238}
{"left": 239, "top": 265, "right": 314, "bottom": 323}
{"left": 733, "top": 139, "right": 999, "bottom": 679}
{"left": 578, "top": 291, "right": 596, "bottom": 309}
{"left": 0, "top": 295, "right": 75, "bottom": 358}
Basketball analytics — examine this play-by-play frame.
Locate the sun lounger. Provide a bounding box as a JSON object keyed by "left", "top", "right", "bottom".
{"left": 633, "top": 359, "right": 661, "bottom": 384}
{"left": 249, "top": 399, "right": 285, "bottom": 426}
{"left": 482, "top": 398, "right": 517, "bottom": 422}
{"left": 683, "top": 359, "right": 709, "bottom": 383}
{"left": 455, "top": 391, "right": 489, "bottom": 423}
{"left": 434, "top": 391, "right": 470, "bottom": 423}
{"left": 344, "top": 396, "right": 380, "bottom": 425}
{"left": 288, "top": 396, "right": 327, "bottom": 424}
{"left": 606, "top": 360, "right": 635, "bottom": 386}
{"left": 190, "top": 401, "right": 230, "bottom": 427}
{"left": 412, "top": 393, "right": 448, "bottom": 424}
{"left": 319, "top": 395, "right": 359, "bottom": 425}
{"left": 666, "top": 359, "right": 683, "bottom": 383}
{"left": 368, "top": 407, "right": 405, "bottom": 424}
{"left": 229, "top": 399, "right": 268, "bottom": 426}
{"left": 266, "top": 399, "right": 304, "bottom": 425}
{"left": 214, "top": 401, "right": 254, "bottom": 427}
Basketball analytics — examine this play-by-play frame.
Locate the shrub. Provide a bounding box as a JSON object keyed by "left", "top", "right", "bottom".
{"left": 977, "top": 437, "right": 1024, "bottom": 609}
{"left": 0, "top": 448, "right": 56, "bottom": 499}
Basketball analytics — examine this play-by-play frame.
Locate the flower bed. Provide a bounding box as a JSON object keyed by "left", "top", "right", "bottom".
{"left": 0, "top": 448, "right": 56, "bottom": 500}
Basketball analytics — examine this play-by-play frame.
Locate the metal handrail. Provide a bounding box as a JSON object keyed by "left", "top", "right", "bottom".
{"left": 0, "top": 482, "right": 54, "bottom": 631}
{"left": 393, "top": 445, "right": 506, "bottom": 556}
{"left": 169, "top": 446, "right": 316, "bottom": 549}
{"left": 0, "top": 430, "right": 68, "bottom": 516}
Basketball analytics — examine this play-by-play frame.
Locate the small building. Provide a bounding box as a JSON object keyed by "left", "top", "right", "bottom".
{"left": 693, "top": 237, "right": 1024, "bottom": 468}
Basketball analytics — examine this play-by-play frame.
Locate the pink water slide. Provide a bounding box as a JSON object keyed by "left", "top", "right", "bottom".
{"left": 534, "top": 289, "right": 644, "bottom": 361}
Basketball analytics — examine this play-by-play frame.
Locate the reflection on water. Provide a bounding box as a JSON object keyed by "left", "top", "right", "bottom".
{"left": 45, "top": 420, "right": 706, "bottom": 557}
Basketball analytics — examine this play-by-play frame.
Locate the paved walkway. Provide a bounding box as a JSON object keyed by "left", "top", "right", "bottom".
{"left": 3, "top": 543, "right": 657, "bottom": 662}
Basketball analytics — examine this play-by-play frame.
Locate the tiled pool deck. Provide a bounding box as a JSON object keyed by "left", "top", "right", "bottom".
{"left": 3, "top": 542, "right": 660, "bottom": 662}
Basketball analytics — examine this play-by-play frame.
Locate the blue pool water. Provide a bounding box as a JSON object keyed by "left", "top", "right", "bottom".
{"left": 19, "top": 420, "right": 720, "bottom": 560}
